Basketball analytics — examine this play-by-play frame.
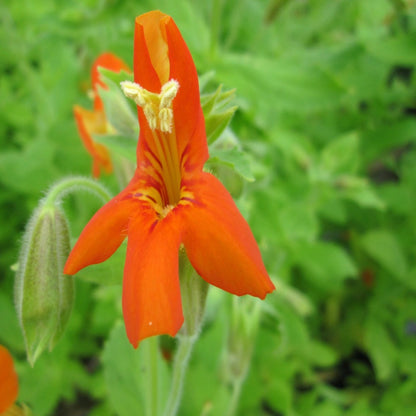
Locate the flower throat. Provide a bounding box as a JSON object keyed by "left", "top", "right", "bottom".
{"left": 121, "top": 80, "right": 181, "bottom": 208}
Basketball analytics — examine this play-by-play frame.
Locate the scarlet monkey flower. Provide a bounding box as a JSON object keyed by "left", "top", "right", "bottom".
{"left": 64, "top": 11, "right": 275, "bottom": 347}
{"left": 74, "top": 53, "right": 130, "bottom": 178}
{"left": 0, "top": 345, "right": 18, "bottom": 413}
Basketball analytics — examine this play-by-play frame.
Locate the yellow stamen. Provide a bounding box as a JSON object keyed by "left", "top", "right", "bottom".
{"left": 121, "top": 79, "right": 182, "bottom": 207}
{"left": 120, "top": 79, "right": 179, "bottom": 133}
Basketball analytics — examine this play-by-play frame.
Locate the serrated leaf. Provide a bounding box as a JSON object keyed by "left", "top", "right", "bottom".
{"left": 206, "top": 148, "right": 255, "bottom": 182}
{"left": 360, "top": 229, "right": 408, "bottom": 284}
{"left": 295, "top": 241, "right": 358, "bottom": 290}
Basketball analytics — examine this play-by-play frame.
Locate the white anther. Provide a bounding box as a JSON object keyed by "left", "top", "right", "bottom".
{"left": 120, "top": 81, "right": 147, "bottom": 107}
{"left": 121, "top": 79, "right": 180, "bottom": 132}
{"left": 160, "top": 79, "right": 179, "bottom": 109}
{"left": 159, "top": 108, "right": 173, "bottom": 132}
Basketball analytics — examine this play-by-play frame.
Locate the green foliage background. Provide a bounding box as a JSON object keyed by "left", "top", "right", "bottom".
{"left": 1, "top": 0, "right": 416, "bottom": 415}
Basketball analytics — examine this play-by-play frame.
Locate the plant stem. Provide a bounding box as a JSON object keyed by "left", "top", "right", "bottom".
{"left": 163, "top": 335, "right": 195, "bottom": 416}
{"left": 147, "top": 336, "right": 159, "bottom": 416}
{"left": 43, "top": 176, "right": 112, "bottom": 207}
{"left": 226, "top": 376, "right": 244, "bottom": 416}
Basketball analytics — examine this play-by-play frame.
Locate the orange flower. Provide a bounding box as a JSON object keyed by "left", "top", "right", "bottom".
{"left": 0, "top": 345, "right": 18, "bottom": 414}
{"left": 64, "top": 11, "right": 275, "bottom": 347}
{"left": 74, "top": 53, "right": 130, "bottom": 178}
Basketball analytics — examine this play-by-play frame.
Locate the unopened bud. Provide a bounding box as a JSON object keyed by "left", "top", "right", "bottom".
{"left": 15, "top": 203, "right": 74, "bottom": 366}
{"left": 225, "top": 297, "right": 261, "bottom": 381}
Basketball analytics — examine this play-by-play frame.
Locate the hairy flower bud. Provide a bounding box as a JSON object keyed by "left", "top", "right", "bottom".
{"left": 15, "top": 204, "right": 74, "bottom": 366}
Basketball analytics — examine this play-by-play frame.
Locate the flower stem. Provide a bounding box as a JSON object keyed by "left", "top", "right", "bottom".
{"left": 226, "top": 376, "right": 244, "bottom": 416}
{"left": 43, "top": 176, "right": 112, "bottom": 207}
{"left": 147, "top": 336, "right": 159, "bottom": 416}
{"left": 163, "top": 335, "right": 195, "bottom": 416}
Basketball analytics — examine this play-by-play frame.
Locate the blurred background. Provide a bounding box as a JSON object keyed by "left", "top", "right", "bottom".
{"left": 1, "top": 0, "right": 416, "bottom": 415}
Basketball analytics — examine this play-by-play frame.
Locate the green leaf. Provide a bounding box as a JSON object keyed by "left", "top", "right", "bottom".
{"left": 201, "top": 84, "right": 237, "bottom": 144}
{"left": 336, "top": 175, "right": 385, "bottom": 210}
{"left": 275, "top": 299, "right": 309, "bottom": 355}
{"left": 214, "top": 52, "right": 344, "bottom": 128}
{"left": 365, "top": 34, "right": 416, "bottom": 66}
{"left": 102, "top": 321, "right": 170, "bottom": 416}
{"left": 295, "top": 241, "right": 358, "bottom": 291}
{"left": 206, "top": 147, "right": 255, "bottom": 182}
{"left": 278, "top": 203, "right": 319, "bottom": 242}
{"left": 0, "top": 139, "right": 58, "bottom": 194}
{"left": 365, "top": 316, "right": 397, "bottom": 382}
{"left": 99, "top": 68, "right": 133, "bottom": 85}
{"left": 76, "top": 241, "right": 126, "bottom": 286}
{"left": 321, "top": 132, "right": 360, "bottom": 174}
{"left": 360, "top": 229, "right": 408, "bottom": 284}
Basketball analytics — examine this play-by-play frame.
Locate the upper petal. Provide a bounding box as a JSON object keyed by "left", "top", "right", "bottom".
{"left": 133, "top": 11, "right": 208, "bottom": 173}
{"left": 134, "top": 12, "right": 164, "bottom": 92}
{"left": 0, "top": 345, "right": 18, "bottom": 413}
{"left": 123, "top": 203, "right": 184, "bottom": 347}
{"left": 165, "top": 18, "right": 208, "bottom": 171}
{"left": 182, "top": 173, "right": 275, "bottom": 298}
{"left": 64, "top": 182, "right": 137, "bottom": 275}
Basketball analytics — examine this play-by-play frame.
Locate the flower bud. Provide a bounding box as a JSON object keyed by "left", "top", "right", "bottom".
{"left": 15, "top": 204, "right": 74, "bottom": 366}
{"left": 224, "top": 297, "right": 261, "bottom": 381}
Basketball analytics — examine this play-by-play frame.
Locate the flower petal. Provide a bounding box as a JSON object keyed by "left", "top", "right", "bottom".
{"left": 0, "top": 345, "right": 18, "bottom": 413}
{"left": 134, "top": 12, "right": 164, "bottom": 92}
{"left": 123, "top": 204, "right": 184, "bottom": 347}
{"left": 92, "top": 53, "right": 131, "bottom": 111}
{"left": 182, "top": 173, "right": 275, "bottom": 298}
{"left": 133, "top": 12, "right": 208, "bottom": 173}
{"left": 165, "top": 18, "right": 208, "bottom": 171}
{"left": 64, "top": 187, "right": 135, "bottom": 275}
{"left": 73, "top": 105, "right": 112, "bottom": 178}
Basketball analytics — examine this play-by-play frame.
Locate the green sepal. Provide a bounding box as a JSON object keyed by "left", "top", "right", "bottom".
{"left": 201, "top": 84, "right": 238, "bottom": 144}
{"left": 15, "top": 204, "right": 74, "bottom": 366}
{"left": 206, "top": 147, "right": 255, "bottom": 183}
{"left": 93, "top": 134, "right": 137, "bottom": 163}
